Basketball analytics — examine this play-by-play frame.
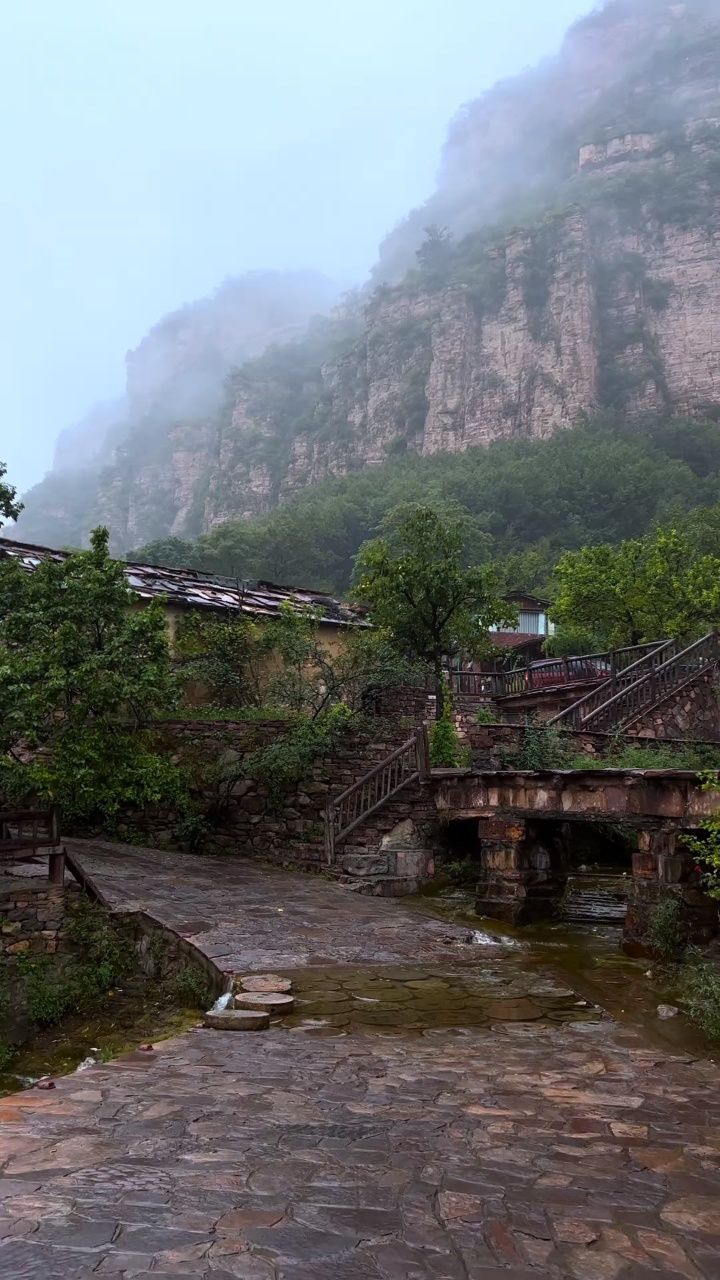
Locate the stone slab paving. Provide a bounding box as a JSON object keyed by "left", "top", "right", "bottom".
{"left": 0, "top": 841, "right": 719, "bottom": 1278}
{"left": 63, "top": 840, "right": 481, "bottom": 975}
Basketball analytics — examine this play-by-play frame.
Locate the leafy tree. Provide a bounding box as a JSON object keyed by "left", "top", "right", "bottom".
{"left": 184, "top": 413, "right": 720, "bottom": 596}
{"left": 551, "top": 523, "right": 720, "bottom": 647}
{"left": 0, "top": 463, "right": 21, "bottom": 528}
{"left": 415, "top": 224, "right": 455, "bottom": 287}
{"left": 0, "top": 527, "right": 184, "bottom": 829}
{"left": 177, "top": 600, "right": 414, "bottom": 719}
{"left": 354, "top": 506, "right": 513, "bottom": 717}
{"left": 128, "top": 536, "right": 199, "bottom": 568}
{"left": 176, "top": 612, "right": 271, "bottom": 709}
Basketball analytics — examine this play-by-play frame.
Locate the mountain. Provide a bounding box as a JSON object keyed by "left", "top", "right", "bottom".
{"left": 13, "top": 0, "right": 720, "bottom": 553}
{"left": 13, "top": 270, "right": 338, "bottom": 549}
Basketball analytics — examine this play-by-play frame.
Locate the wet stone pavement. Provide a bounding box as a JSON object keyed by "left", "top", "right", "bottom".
{"left": 1, "top": 843, "right": 720, "bottom": 1278}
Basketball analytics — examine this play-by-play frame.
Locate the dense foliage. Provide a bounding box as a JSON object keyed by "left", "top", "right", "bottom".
{"left": 0, "top": 527, "right": 186, "bottom": 830}
{"left": 552, "top": 520, "right": 720, "bottom": 646}
{"left": 0, "top": 463, "right": 21, "bottom": 528}
{"left": 130, "top": 414, "right": 720, "bottom": 598}
{"left": 354, "top": 507, "right": 512, "bottom": 717}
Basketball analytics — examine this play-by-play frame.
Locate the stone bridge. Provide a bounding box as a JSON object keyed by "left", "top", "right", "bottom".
{"left": 432, "top": 768, "right": 720, "bottom": 932}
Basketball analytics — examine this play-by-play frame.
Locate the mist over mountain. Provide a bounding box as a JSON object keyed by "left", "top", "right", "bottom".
{"left": 14, "top": 270, "right": 337, "bottom": 548}
{"left": 12, "top": 0, "right": 720, "bottom": 556}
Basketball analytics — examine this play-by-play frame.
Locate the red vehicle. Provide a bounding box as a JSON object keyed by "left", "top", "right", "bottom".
{"left": 524, "top": 656, "right": 610, "bottom": 690}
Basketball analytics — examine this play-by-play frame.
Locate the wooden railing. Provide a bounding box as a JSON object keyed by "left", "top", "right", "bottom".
{"left": 0, "top": 808, "right": 65, "bottom": 883}
{"left": 549, "top": 640, "right": 673, "bottom": 729}
{"left": 570, "top": 632, "right": 720, "bottom": 734}
{"left": 449, "top": 641, "right": 662, "bottom": 702}
{"left": 325, "top": 726, "right": 430, "bottom": 864}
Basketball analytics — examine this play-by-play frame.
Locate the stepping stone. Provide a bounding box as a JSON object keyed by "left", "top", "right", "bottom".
{"left": 204, "top": 1008, "right": 270, "bottom": 1031}
{"left": 235, "top": 973, "right": 293, "bottom": 994}
{"left": 234, "top": 992, "right": 295, "bottom": 1015}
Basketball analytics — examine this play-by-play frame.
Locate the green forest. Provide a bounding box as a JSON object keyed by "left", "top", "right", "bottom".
{"left": 131, "top": 411, "right": 720, "bottom": 598}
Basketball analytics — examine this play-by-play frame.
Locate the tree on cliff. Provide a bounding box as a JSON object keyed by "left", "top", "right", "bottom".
{"left": 127, "top": 536, "right": 199, "bottom": 568}
{"left": 0, "top": 463, "right": 21, "bottom": 528}
{"left": 551, "top": 522, "right": 720, "bottom": 647}
{"left": 354, "top": 506, "right": 512, "bottom": 718}
{"left": 0, "top": 527, "right": 186, "bottom": 830}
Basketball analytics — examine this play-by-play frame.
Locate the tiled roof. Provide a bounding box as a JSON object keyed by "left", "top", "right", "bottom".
{"left": 490, "top": 632, "right": 545, "bottom": 650}
{"left": 0, "top": 538, "right": 367, "bottom": 628}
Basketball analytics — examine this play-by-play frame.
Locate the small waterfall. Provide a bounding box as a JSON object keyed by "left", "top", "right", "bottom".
{"left": 561, "top": 873, "right": 629, "bottom": 925}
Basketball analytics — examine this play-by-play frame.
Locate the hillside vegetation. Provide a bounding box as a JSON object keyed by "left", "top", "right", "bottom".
{"left": 131, "top": 412, "right": 720, "bottom": 594}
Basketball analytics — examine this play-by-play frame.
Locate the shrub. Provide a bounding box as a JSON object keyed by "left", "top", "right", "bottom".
{"left": 15, "top": 898, "right": 136, "bottom": 1027}
{"left": 646, "top": 895, "right": 684, "bottom": 963}
{"left": 429, "top": 713, "right": 471, "bottom": 768}
{"left": 511, "top": 723, "right": 574, "bottom": 770}
{"left": 680, "top": 951, "right": 720, "bottom": 1041}
{"left": 246, "top": 702, "right": 356, "bottom": 803}
{"left": 475, "top": 706, "right": 497, "bottom": 726}
{"left": 166, "top": 965, "right": 212, "bottom": 1009}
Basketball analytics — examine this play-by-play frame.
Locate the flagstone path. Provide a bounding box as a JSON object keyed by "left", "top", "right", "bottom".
{"left": 1, "top": 841, "right": 720, "bottom": 1279}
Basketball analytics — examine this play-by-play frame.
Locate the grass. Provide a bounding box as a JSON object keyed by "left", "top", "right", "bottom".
{"left": 646, "top": 896, "right": 684, "bottom": 963}
{"left": 160, "top": 705, "right": 295, "bottom": 723}
{"left": 679, "top": 950, "right": 720, "bottom": 1041}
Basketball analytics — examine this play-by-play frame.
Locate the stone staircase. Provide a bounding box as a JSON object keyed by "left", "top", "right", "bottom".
{"left": 549, "top": 632, "right": 720, "bottom": 734}
{"left": 324, "top": 727, "right": 437, "bottom": 894}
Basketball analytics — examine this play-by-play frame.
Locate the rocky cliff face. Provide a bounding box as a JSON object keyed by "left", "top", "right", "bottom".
{"left": 13, "top": 0, "right": 720, "bottom": 553}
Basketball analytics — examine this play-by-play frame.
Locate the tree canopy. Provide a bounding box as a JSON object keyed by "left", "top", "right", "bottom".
{"left": 354, "top": 506, "right": 512, "bottom": 716}
{"left": 551, "top": 520, "right": 720, "bottom": 647}
{"left": 0, "top": 463, "right": 21, "bottom": 529}
{"left": 0, "top": 527, "right": 183, "bottom": 828}
{"left": 134, "top": 413, "right": 720, "bottom": 597}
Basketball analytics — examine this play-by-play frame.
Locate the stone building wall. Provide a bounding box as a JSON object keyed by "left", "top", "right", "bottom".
{"left": 0, "top": 880, "right": 76, "bottom": 959}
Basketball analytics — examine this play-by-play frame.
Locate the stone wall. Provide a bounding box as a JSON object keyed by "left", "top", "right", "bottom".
{"left": 0, "top": 880, "right": 76, "bottom": 960}
{"left": 632, "top": 669, "right": 720, "bottom": 741}
{"left": 467, "top": 722, "right": 620, "bottom": 767}
{"left": 137, "top": 718, "right": 436, "bottom": 891}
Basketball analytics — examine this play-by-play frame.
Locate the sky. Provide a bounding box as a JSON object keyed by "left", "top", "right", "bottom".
{"left": 1, "top": 0, "right": 592, "bottom": 493}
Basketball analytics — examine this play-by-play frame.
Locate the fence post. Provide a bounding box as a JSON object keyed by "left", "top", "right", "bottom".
{"left": 416, "top": 723, "right": 431, "bottom": 781}
{"left": 48, "top": 848, "right": 66, "bottom": 886}
{"left": 324, "top": 799, "right": 335, "bottom": 866}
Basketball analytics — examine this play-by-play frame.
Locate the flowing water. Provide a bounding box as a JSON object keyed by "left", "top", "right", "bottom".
{"left": 1, "top": 875, "right": 714, "bottom": 1096}
{"left": 408, "top": 886, "right": 713, "bottom": 1057}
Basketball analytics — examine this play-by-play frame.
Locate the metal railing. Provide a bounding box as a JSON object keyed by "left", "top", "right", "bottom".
{"left": 549, "top": 640, "right": 673, "bottom": 729}
{"left": 325, "top": 726, "right": 430, "bottom": 864}
{"left": 570, "top": 632, "right": 720, "bottom": 734}
{"left": 449, "top": 641, "right": 663, "bottom": 702}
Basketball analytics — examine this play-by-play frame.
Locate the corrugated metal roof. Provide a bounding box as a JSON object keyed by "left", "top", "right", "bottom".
{"left": 0, "top": 537, "right": 367, "bottom": 628}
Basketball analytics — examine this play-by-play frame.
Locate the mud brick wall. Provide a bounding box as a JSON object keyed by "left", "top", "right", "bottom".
{"left": 0, "top": 880, "right": 76, "bottom": 959}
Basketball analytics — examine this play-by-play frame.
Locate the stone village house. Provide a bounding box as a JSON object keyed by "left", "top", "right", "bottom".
{"left": 0, "top": 538, "right": 368, "bottom": 685}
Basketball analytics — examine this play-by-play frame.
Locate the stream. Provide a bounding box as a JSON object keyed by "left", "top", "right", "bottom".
{"left": 1, "top": 874, "right": 714, "bottom": 1097}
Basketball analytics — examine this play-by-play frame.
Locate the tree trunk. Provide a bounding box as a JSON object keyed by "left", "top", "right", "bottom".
{"left": 434, "top": 658, "right": 445, "bottom": 721}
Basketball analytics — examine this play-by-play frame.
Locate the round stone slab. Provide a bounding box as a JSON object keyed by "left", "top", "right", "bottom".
{"left": 236, "top": 974, "right": 293, "bottom": 994}
{"left": 204, "top": 1008, "right": 270, "bottom": 1031}
{"left": 234, "top": 992, "right": 295, "bottom": 1015}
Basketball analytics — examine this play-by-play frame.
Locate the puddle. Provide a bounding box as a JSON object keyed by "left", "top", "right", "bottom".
{"left": 0, "top": 987, "right": 201, "bottom": 1097}
{"left": 407, "top": 889, "right": 715, "bottom": 1057}
{"left": 277, "top": 962, "right": 601, "bottom": 1037}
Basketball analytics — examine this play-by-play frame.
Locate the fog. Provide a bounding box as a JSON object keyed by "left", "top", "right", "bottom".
{"left": 1, "top": 0, "right": 591, "bottom": 493}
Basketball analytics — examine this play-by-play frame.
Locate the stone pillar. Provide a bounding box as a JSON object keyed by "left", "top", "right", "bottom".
{"left": 625, "top": 825, "right": 718, "bottom": 950}
{"left": 475, "top": 818, "right": 567, "bottom": 924}
{"left": 633, "top": 827, "right": 690, "bottom": 886}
